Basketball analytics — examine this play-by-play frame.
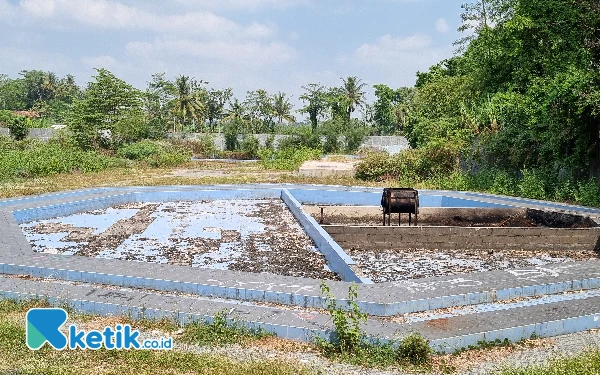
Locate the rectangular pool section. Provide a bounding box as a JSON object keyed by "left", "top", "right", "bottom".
{"left": 12, "top": 186, "right": 533, "bottom": 285}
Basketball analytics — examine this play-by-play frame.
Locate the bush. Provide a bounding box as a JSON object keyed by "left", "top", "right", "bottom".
{"left": 223, "top": 120, "right": 241, "bottom": 151}
{"left": 343, "top": 123, "right": 369, "bottom": 154}
{"left": 7, "top": 115, "right": 28, "bottom": 141}
{"left": 240, "top": 135, "right": 260, "bottom": 159}
{"left": 517, "top": 169, "right": 547, "bottom": 200}
{"left": 0, "top": 143, "right": 126, "bottom": 181}
{"left": 259, "top": 147, "right": 321, "bottom": 171}
{"left": 575, "top": 178, "right": 600, "bottom": 207}
{"left": 117, "top": 140, "right": 161, "bottom": 160}
{"left": 117, "top": 140, "right": 190, "bottom": 167}
{"left": 355, "top": 151, "right": 396, "bottom": 181}
{"left": 397, "top": 333, "right": 431, "bottom": 365}
{"left": 319, "top": 282, "right": 367, "bottom": 354}
{"left": 169, "top": 136, "right": 220, "bottom": 158}
{"left": 264, "top": 134, "right": 276, "bottom": 151}
{"left": 355, "top": 143, "right": 460, "bottom": 182}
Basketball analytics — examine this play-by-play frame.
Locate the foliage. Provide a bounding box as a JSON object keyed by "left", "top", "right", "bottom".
{"left": 316, "top": 283, "right": 433, "bottom": 368}
{"left": 181, "top": 310, "right": 272, "bottom": 347}
{"left": 68, "top": 69, "right": 145, "bottom": 149}
{"left": 240, "top": 134, "right": 260, "bottom": 159}
{"left": 397, "top": 333, "right": 432, "bottom": 365}
{"left": 300, "top": 83, "right": 329, "bottom": 131}
{"left": 0, "top": 143, "right": 126, "bottom": 181}
{"left": 117, "top": 140, "right": 190, "bottom": 167}
{"left": 319, "top": 282, "right": 367, "bottom": 354}
{"left": 355, "top": 144, "right": 461, "bottom": 182}
{"left": 117, "top": 140, "right": 161, "bottom": 160}
{"left": 372, "top": 85, "right": 415, "bottom": 135}
{"left": 575, "top": 178, "right": 600, "bottom": 207}
{"left": 223, "top": 119, "right": 241, "bottom": 151}
{"left": 259, "top": 147, "right": 321, "bottom": 171}
{"left": 170, "top": 135, "right": 219, "bottom": 158}
{"left": 499, "top": 350, "right": 600, "bottom": 375}
{"left": 6, "top": 115, "right": 28, "bottom": 141}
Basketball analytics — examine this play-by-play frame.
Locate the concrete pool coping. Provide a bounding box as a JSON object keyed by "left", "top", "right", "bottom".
{"left": 1, "top": 184, "right": 600, "bottom": 317}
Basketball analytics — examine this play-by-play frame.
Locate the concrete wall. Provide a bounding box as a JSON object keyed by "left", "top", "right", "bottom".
{"left": 1, "top": 128, "right": 410, "bottom": 154}
{"left": 323, "top": 225, "right": 600, "bottom": 252}
{"left": 169, "top": 132, "right": 410, "bottom": 154}
{"left": 0, "top": 128, "right": 56, "bottom": 141}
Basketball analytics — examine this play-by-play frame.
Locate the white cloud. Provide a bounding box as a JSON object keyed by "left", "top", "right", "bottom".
{"left": 172, "top": 0, "right": 312, "bottom": 12}
{"left": 16, "top": 0, "right": 276, "bottom": 39}
{"left": 436, "top": 18, "right": 450, "bottom": 33}
{"left": 126, "top": 38, "right": 297, "bottom": 66}
{"left": 354, "top": 34, "right": 432, "bottom": 65}
{"left": 347, "top": 33, "right": 453, "bottom": 87}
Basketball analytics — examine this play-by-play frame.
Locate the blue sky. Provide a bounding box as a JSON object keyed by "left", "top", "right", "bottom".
{"left": 0, "top": 0, "right": 464, "bottom": 105}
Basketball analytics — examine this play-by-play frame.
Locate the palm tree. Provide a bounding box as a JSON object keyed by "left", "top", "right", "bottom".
{"left": 40, "top": 72, "right": 59, "bottom": 101}
{"left": 173, "top": 75, "right": 204, "bottom": 132}
{"left": 340, "top": 76, "right": 367, "bottom": 120}
{"left": 273, "top": 92, "right": 295, "bottom": 125}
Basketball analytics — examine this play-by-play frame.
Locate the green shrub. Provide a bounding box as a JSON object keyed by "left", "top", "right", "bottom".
{"left": 117, "top": 140, "right": 161, "bottom": 160}
{"left": 0, "top": 143, "right": 126, "bottom": 181}
{"left": 575, "top": 179, "right": 600, "bottom": 207}
{"left": 319, "top": 282, "right": 367, "bottom": 354}
{"left": 117, "top": 140, "right": 190, "bottom": 167}
{"left": 518, "top": 169, "right": 547, "bottom": 200}
{"left": 169, "top": 136, "right": 220, "bottom": 158}
{"left": 7, "top": 115, "right": 28, "bottom": 141}
{"left": 355, "top": 151, "right": 396, "bottom": 181}
{"left": 343, "top": 124, "right": 369, "bottom": 154}
{"left": 259, "top": 147, "right": 321, "bottom": 171}
{"left": 223, "top": 120, "right": 241, "bottom": 151}
{"left": 264, "top": 134, "right": 276, "bottom": 151}
{"left": 240, "top": 135, "right": 260, "bottom": 159}
{"left": 489, "top": 170, "right": 518, "bottom": 196}
{"left": 397, "top": 333, "right": 431, "bottom": 365}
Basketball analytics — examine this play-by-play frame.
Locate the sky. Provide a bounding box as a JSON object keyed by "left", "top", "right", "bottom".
{"left": 0, "top": 0, "right": 464, "bottom": 107}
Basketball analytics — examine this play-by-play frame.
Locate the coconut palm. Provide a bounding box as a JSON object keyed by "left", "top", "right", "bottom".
{"left": 173, "top": 75, "right": 205, "bottom": 131}
{"left": 340, "top": 76, "right": 367, "bottom": 120}
{"left": 273, "top": 92, "right": 296, "bottom": 125}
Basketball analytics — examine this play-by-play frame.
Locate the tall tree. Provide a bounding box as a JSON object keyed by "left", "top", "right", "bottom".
{"left": 340, "top": 76, "right": 367, "bottom": 120}
{"left": 272, "top": 92, "right": 295, "bottom": 125}
{"left": 68, "top": 68, "right": 145, "bottom": 148}
{"left": 206, "top": 88, "right": 232, "bottom": 132}
{"left": 299, "top": 83, "right": 328, "bottom": 131}
{"left": 173, "top": 75, "right": 206, "bottom": 132}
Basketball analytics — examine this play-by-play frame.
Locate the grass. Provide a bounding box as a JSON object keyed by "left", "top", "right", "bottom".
{"left": 180, "top": 312, "right": 273, "bottom": 347}
{"left": 0, "top": 161, "right": 385, "bottom": 199}
{"left": 0, "top": 299, "right": 316, "bottom": 375}
{"left": 499, "top": 350, "right": 600, "bottom": 375}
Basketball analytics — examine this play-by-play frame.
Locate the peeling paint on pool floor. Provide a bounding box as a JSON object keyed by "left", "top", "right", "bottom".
{"left": 20, "top": 199, "right": 339, "bottom": 280}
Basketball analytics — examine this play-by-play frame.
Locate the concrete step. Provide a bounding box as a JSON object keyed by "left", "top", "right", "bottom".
{"left": 3, "top": 276, "right": 600, "bottom": 353}
{"left": 4, "top": 254, "right": 600, "bottom": 316}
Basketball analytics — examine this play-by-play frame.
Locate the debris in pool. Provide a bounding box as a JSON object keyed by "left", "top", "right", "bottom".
{"left": 20, "top": 199, "right": 339, "bottom": 280}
